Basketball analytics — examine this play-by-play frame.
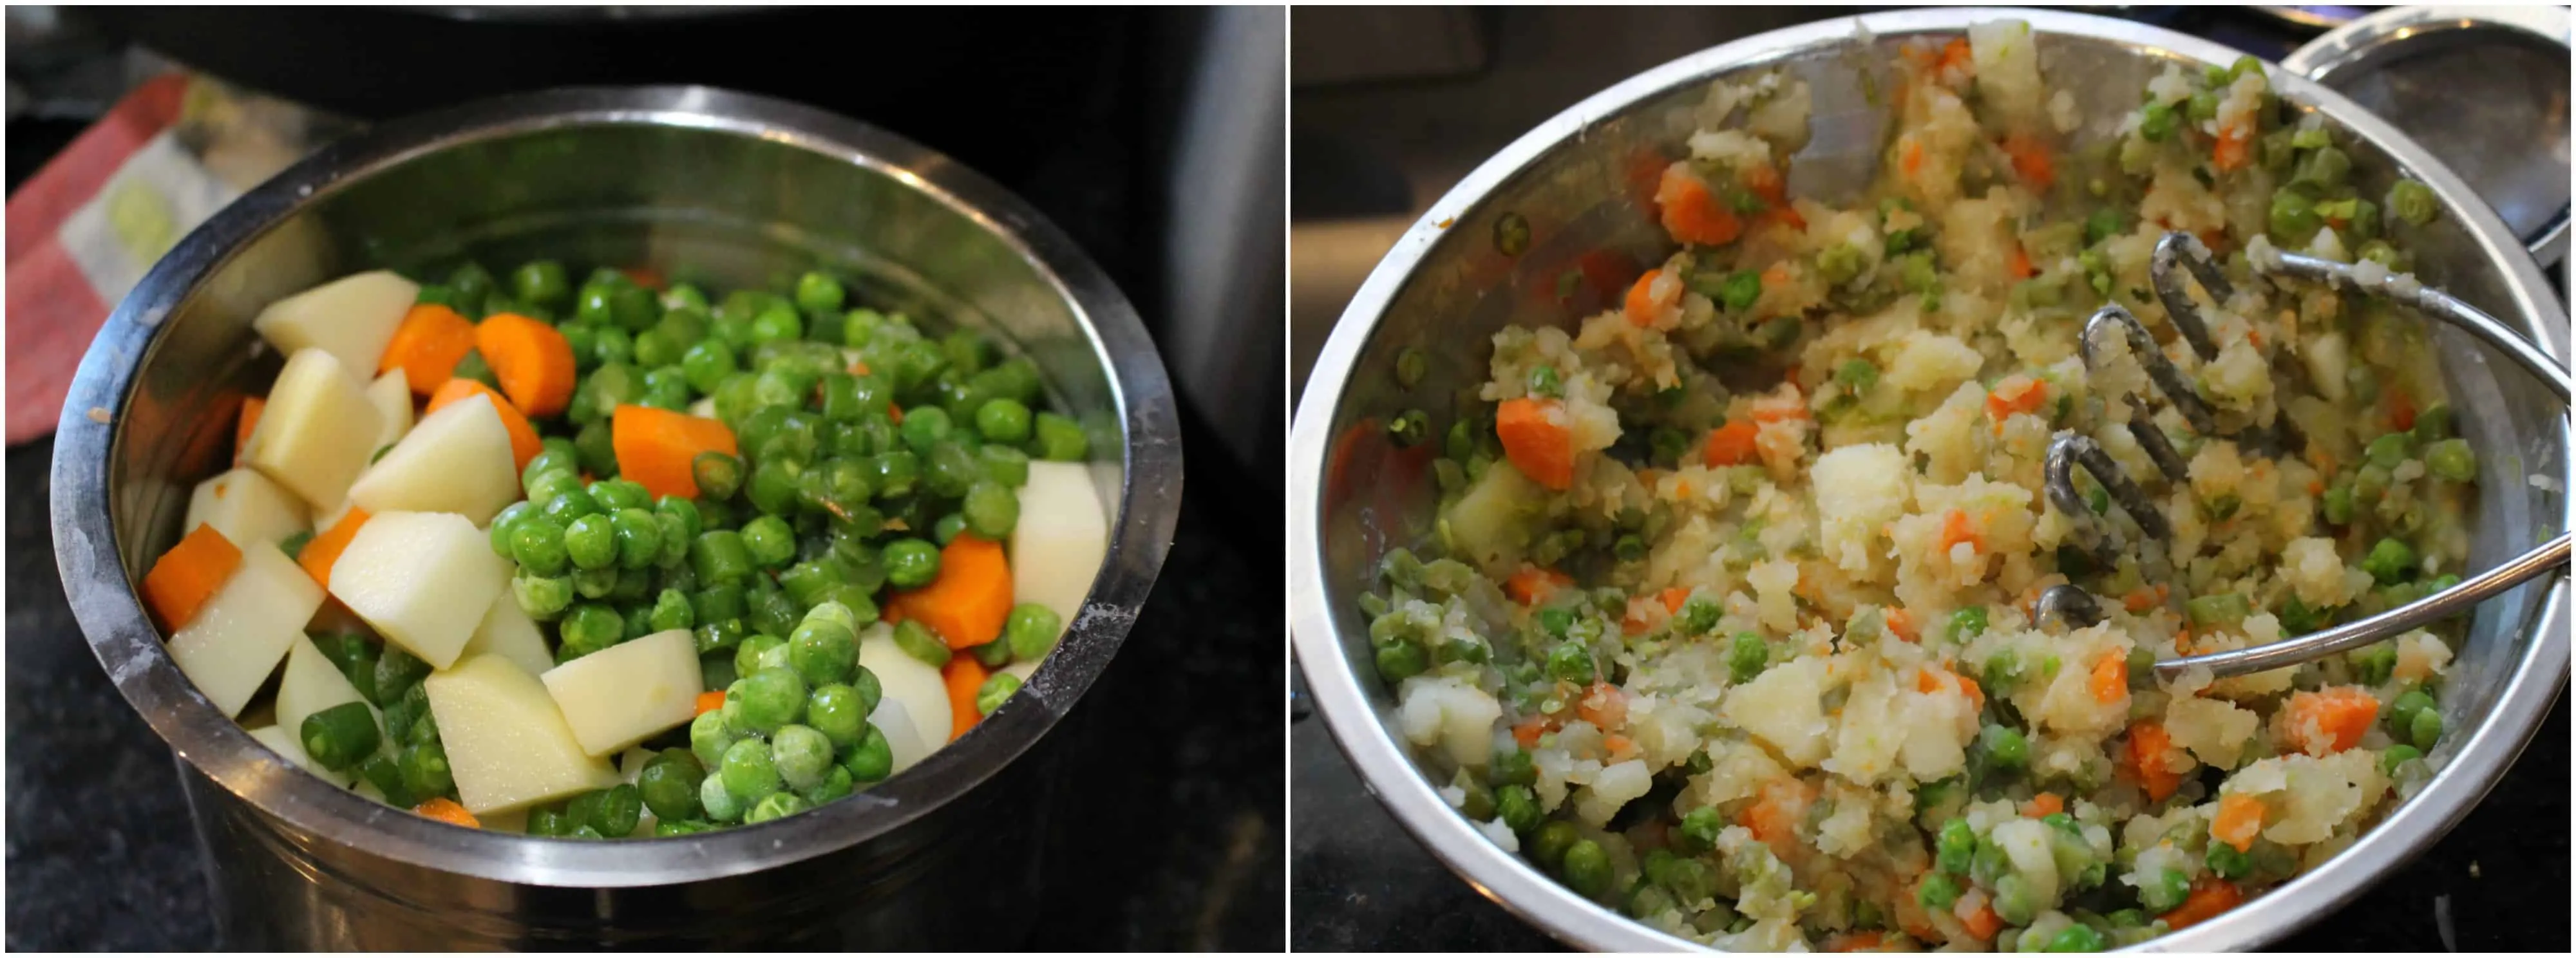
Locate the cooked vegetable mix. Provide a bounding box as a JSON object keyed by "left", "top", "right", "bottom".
{"left": 150, "top": 260, "right": 1111, "bottom": 836}
{"left": 1362, "top": 27, "right": 2470, "bottom": 950}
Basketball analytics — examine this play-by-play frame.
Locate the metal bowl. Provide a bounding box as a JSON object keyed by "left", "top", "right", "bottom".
{"left": 51, "top": 86, "right": 1182, "bottom": 948}
{"left": 1291, "top": 8, "right": 2568, "bottom": 952}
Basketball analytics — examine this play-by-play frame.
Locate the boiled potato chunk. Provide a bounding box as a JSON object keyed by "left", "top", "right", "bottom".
{"left": 463, "top": 591, "right": 554, "bottom": 679}
{"left": 423, "top": 653, "right": 620, "bottom": 815}
{"left": 345, "top": 394, "right": 517, "bottom": 525}
{"left": 856, "top": 622, "right": 949, "bottom": 773}
{"left": 247, "top": 724, "right": 353, "bottom": 787}
{"left": 251, "top": 270, "right": 417, "bottom": 379}
{"left": 366, "top": 370, "right": 414, "bottom": 452}
{"left": 276, "top": 634, "right": 374, "bottom": 740}
{"left": 1009, "top": 461, "right": 1109, "bottom": 640}
{"left": 242, "top": 348, "right": 384, "bottom": 511}
{"left": 330, "top": 511, "right": 509, "bottom": 669}
{"left": 168, "top": 543, "right": 324, "bottom": 717}
{"left": 539, "top": 628, "right": 703, "bottom": 757}
{"left": 182, "top": 467, "right": 310, "bottom": 547}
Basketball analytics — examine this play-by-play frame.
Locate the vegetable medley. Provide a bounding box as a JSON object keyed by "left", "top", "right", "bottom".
{"left": 1362, "top": 24, "right": 2475, "bottom": 952}
{"left": 146, "top": 254, "right": 1110, "bottom": 837}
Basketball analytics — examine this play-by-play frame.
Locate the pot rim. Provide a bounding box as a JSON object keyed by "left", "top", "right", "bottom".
{"left": 51, "top": 84, "right": 1183, "bottom": 888}
{"left": 1289, "top": 7, "right": 2569, "bottom": 952}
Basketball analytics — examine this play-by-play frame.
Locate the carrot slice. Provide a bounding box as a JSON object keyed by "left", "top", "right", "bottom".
{"left": 142, "top": 523, "right": 242, "bottom": 630}
{"left": 611, "top": 404, "right": 740, "bottom": 500}
{"left": 1658, "top": 587, "right": 1690, "bottom": 614}
{"left": 1702, "top": 418, "right": 1760, "bottom": 467}
{"left": 942, "top": 656, "right": 989, "bottom": 742}
{"left": 381, "top": 303, "right": 478, "bottom": 396}
{"left": 885, "top": 535, "right": 1014, "bottom": 650}
{"left": 695, "top": 690, "right": 727, "bottom": 717}
{"left": 428, "top": 378, "right": 542, "bottom": 471}
{"left": 2158, "top": 876, "right": 2245, "bottom": 930}
{"left": 2002, "top": 133, "right": 2054, "bottom": 191}
{"left": 2005, "top": 241, "right": 2037, "bottom": 280}
{"left": 1936, "top": 509, "right": 1982, "bottom": 555}
{"left": 1624, "top": 268, "right": 1666, "bottom": 326}
{"left": 1654, "top": 164, "right": 1742, "bottom": 247}
{"left": 473, "top": 312, "right": 577, "bottom": 417}
{"left": 2212, "top": 794, "right": 2264, "bottom": 852}
{"left": 2282, "top": 686, "right": 2380, "bottom": 755}
{"left": 1959, "top": 901, "right": 2003, "bottom": 941}
{"left": 234, "top": 397, "right": 265, "bottom": 466}
{"left": 1822, "top": 930, "right": 1887, "bottom": 952}
{"left": 1510, "top": 715, "right": 1549, "bottom": 749}
{"left": 2088, "top": 651, "right": 2129, "bottom": 704}
{"left": 2211, "top": 122, "right": 2253, "bottom": 173}
{"left": 1503, "top": 566, "right": 1573, "bottom": 606}
{"left": 415, "top": 796, "right": 480, "bottom": 829}
{"left": 2126, "top": 721, "right": 2186, "bottom": 802}
{"left": 1495, "top": 397, "right": 1576, "bottom": 490}
{"left": 1575, "top": 682, "right": 1627, "bottom": 729}
{"left": 1885, "top": 606, "right": 1918, "bottom": 643}
{"left": 2023, "top": 793, "right": 2064, "bottom": 819}
{"left": 299, "top": 508, "right": 372, "bottom": 589}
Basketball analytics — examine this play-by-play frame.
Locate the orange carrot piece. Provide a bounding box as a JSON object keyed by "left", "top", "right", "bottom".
{"left": 381, "top": 303, "right": 478, "bottom": 396}
{"left": 415, "top": 796, "right": 480, "bottom": 828}
{"left": 1823, "top": 930, "right": 1888, "bottom": 952}
{"left": 2282, "top": 686, "right": 2380, "bottom": 755}
{"left": 1960, "top": 902, "right": 2003, "bottom": 941}
{"left": 428, "top": 378, "right": 542, "bottom": 471}
{"left": 2385, "top": 386, "right": 2416, "bottom": 433}
{"left": 2089, "top": 652, "right": 2128, "bottom": 704}
{"left": 1658, "top": 587, "right": 1690, "bottom": 614}
{"left": 942, "top": 655, "right": 989, "bottom": 742}
{"left": 1900, "top": 136, "right": 1926, "bottom": 180}
{"left": 1938, "top": 37, "right": 1973, "bottom": 72}
{"left": 2126, "top": 721, "right": 2186, "bottom": 802}
{"left": 1511, "top": 715, "right": 1549, "bottom": 749}
{"left": 2212, "top": 794, "right": 2264, "bottom": 852}
{"left": 1504, "top": 566, "right": 1573, "bottom": 606}
{"left": 142, "top": 523, "right": 242, "bottom": 630}
{"left": 1886, "top": 607, "right": 1918, "bottom": 643}
{"left": 2005, "top": 241, "right": 2036, "bottom": 280}
{"left": 1936, "top": 509, "right": 1982, "bottom": 555}
{"left": 2158, "top": 877, "right": 2244, "bottom": 930}
{"left": 234, "top": 397, "right": 265, "bottom": 466}
{"left": 1654, "top": 164, "right": 1742, "bottom": 247}
{"left": 1737, "top": 779, "right": 1811, "bottom": 847}
{"left": 1495, "top": 397, "right": 1576, "bottom": 490}
{"left": 1958, "top": 673, "right": 1985, "bottom": 711}
{"left": 299, "top": 508, "right": 372, "bottom": 589}
{"left": 1702, "top": 418, "right": 1760, "bottom": 467}
{"left": 885, "top": 535, "right": 1014, "bottom": 649}
{"left": 2023, "top": 793, "right": 2065, "bottom": 819}
{"left": 1624, "top": 268, "right": 1665, "bottom": 326}
{"left": 2002, "top": 133, "right": 2054, "bottom": 191}
{"left": 1984, "top": 375, "right": 2049, "bottom": 431}
{"left": 695, "top": 690, "right": 728, "bottom": 717}
{"left": 473, "top": 312, "right": 578, "bottom": 418}
{"left": 2211, "top": 123, "right": 2253, "bottom": 173}
{"left": 611, "top": 404, "right": 740, "bottom": 500}
{"left": 1575, "top": 682, "right": 1627, "bottom": 729}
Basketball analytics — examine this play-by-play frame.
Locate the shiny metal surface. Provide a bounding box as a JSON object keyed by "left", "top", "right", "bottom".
{"left": 1290, "top": 8, "right": 2570, "bottom": 952}
{"left": 51, "top": 85, "right": 1182, "bottom": 948}
{"left": 2282, "top": 5, "right": 2571, "bottom": 267}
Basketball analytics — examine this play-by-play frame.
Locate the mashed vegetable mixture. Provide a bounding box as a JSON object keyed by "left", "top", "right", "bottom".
{"left": 1362, "top": 23, "right": 2474, "bottom": 951}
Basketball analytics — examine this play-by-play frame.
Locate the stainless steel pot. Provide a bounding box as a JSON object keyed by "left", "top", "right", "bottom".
{"left": 1291, "top": 8, "right": 2570, "bottom": 951}
{"left": 51, "top": 86, "right": 1182, "bottom": 949}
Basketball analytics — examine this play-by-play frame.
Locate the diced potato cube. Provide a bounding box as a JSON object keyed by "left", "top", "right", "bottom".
{"left": 855, "top": 623, "right": 951, "bottom": 772}
{"left": 246, "top": 724, "right": 353, "bottom": 787}
{"left": 168, "top": 543, "right": 325, "bottom": 717}
{"left": 1009, "top": 460, "right": 1109, "bottom": 640}
{"left": 251, "top": 270, "right": 417, "bottom": 379}
{"left": 423, "top": 653, "right": 621, "bottom": 815}
{"left": 183, "top": 467, "right": 310, "bottom": 547}
{"left": 366, "top": 370, "right": 414, "bottom": 451}
{"left": 275, "top": 634, "right": 375, "bottom": 742}
{"left": 463, "top": 591, "right": 554, "bottom": 679}
{"left": 1446, "top": 459, "right": 1542, "bottom": 576}
{"left": 345, "top": 393, "right": 518, "bottom": 525}
{"left": 330, "top": 511, "right": 509, "bottom": 669}
{"left": 540, "top": 629, "right": 703, "bottom": 757}
{"left": 242, "top": 348, "right": 384, "bottom": 510}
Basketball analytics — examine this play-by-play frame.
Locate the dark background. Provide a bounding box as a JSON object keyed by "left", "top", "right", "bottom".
{"left": 1289, "top": 5, "right": 2569, "bottom": 952}
{"left": 5, "top": 6, "right": 1282, "bottom": 951}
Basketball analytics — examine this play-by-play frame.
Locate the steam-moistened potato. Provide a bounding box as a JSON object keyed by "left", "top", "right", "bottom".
{"left": 1009, "top": 461, "right": 1108, "bottom": 638}
{"left": 855, "top": 623, "right": 950, "bottom": 772}
{"left": 540, "top": 629, "right": 703, "bottom": 757}
{"left": 250, "top": 270, "right": 417, "bottom": 377}
{"left": 345, "top": 393, "right": 518, "bottom": 525}
{"left": 462, "top": 591, "right": 554, "bottom": 679}
{"left": 182, "top": 467, "right": 310, "bottom": 547}
{"left": 242, "top": 348, "right": 384, "bottom": 511}
{"left": 247, "top": 723, "right": 353, "bottom": 787}
{"left": 423, "top": 653, "right": 621, "bottom": 815}
{"left": 330, "top": 511, "right": 510, "bottom": 669}
{"left": 366, "top": 370, "right": 414, "bottom": 451}
{"left": 167, "top": 544, "right": 325, "bottom": 717}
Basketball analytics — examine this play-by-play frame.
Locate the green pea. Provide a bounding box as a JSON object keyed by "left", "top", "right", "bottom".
{"left": 792, "top": 272, "right": 846, "bottom": 314}
{"left": 637, "top": 750, "right": 705, "bottom": 822}
{"left": 764, "top": 724, "right": 834, "bottom": 793}
{"left": 788, "top": 619, "right": 858, "bottom": 687}
{"left": 504, "top": 517, "right": 569, "bottom": 576}
{"left": 690, "top": 530, "right": 755, "bottom": 585}
{"left": 489, "top": 500, "right": 538, "bottom": 558}
{"left": 699, "top": 770, "right": 747, "bottom": 822}
{"left": 1544, "top": 641, "right": 1595, "bottom": 685}
{"left": 513, "top": 571, "right": 574, "bottom": 619}
{"left": 1489, "top": 747, "right": 1539, "bottom": 789}
{"left": 882, "top": 538, "right": 941, "bottom": 588}
{"left": 946, "top": 482, "right": 1017, "bottom": 541}
{"left": 580, "top": 782, "right": 639, "bottom": 837}
{"left": 893, "top": 619, "right": 951, "bottom": 667}
{"left": 729, "top": 667, "right": 808, "bottom": 735}
{"left": 1483, "top": 784, "right": 1537, "bottom": 834}
{"left": 971, "top": 397, "right": 1034, "bottom": 444}
{"left": 685, "top": 450, "right": 742, "bottom": 501}
{"left": 2044, "top": 924, "right": 2107, "bottom": 952}
{"left": 806, "top": 683, "right": 871, "bottom": 749}
{"left": 2380, "top": 743, "right": 2423, "bottom": 775}
{"left": 1937, "top": 818, "right": 1975, "bottom": 874}
{"left": 2139, "top": 867, "right": 2190, "bottom": 912}
{"left": 557, "top": 514, "right": 614, "bottom": 572}
{"left": 603, "top": 508, "right": 661, "bottom": 570}
{"left": 558, "top": 603, "right": 624, "bottom": 661}
{"left": 444, "top": 261, "right": 497, "bottom": 309}
{"left": 717, "top": 735, "right": 785, "bottom": 802}
{"left": 748, "top": 303, "right": 802, "bottom": 345}
{"left": 2363, "top": 537, "right": 2416, "bottom": 585}
{"left": 842, "top": 724, "right": 895, "bottom": 783}
{"left": 1982, "top": 724, "right": 2030, "bottom": 771}
{"left": 1917, "top": 870, "right": 1962, "bottom": 911}
{"left": 2388, "top": 179, "right": 2439, "bottom": 225}
{"left": 735, "top": 516, "right": 793, "bottom": 568}
{"left": 400, "top": 740, "right": 455, "bottom": 799}
{"left": 1949, "top": 605, "right": 1989, "bottom": 643}
{"left": 870, "top": 449, "right": 921, "bottom": 498}
{"left": 2408, "top": 706, "right": 2441, "bottom": 751}
{"left": 297, "top": 701, "right": 381, "bottom": 772}
{"left": 1031, "top": 412, "right": 1087, "bottom": 461}
{"left": 2206, "top": 838, "right": 2251, "bottom": 879}
{"left": 2270, "top": 187, "right": 2321, "bottom": 239}
{"left": 2138, "top": 100, "right": 2177, "bottom": 142}
{"left": 1728, "top": 632, "right": 1768, "bottom": 684}
{"left": 976, "top": 673, "right": 1021, "bottom": 715}
{"left": 688, "top": 709, "right": 739, "bottom": 770}
{"left": 999, "top": 603, "right": 1064, "bottom": 662}
{"left": 526, "top": 803, "right": 572, "bottom": 837}
{"left": 2423, "top": 438, "right": 2476, "bottom": 482}
{"left": 1559, "top": 839, "right": 1613, "bottom": 898}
